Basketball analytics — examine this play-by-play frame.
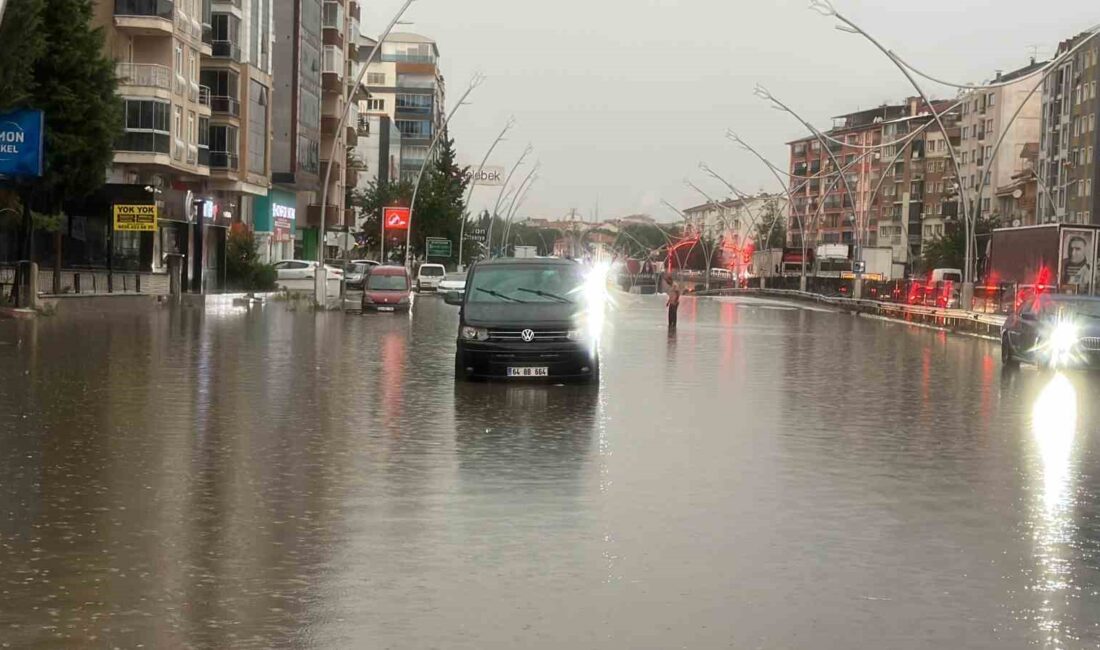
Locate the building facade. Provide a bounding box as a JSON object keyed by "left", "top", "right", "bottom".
{"left": 271, "top": 0, "right": 360, "bottom": 261}
{"left": 89, "top": 0, "right": 275, "bottom": 291}
{"left": 1038, "top": 33, "right": 1100, "bottom": 225}
{"left": 359, "top": 33, "right": 446, "bottom": 183}
{"left": 957, "top": 60, "right": 1045, "bottom": 225}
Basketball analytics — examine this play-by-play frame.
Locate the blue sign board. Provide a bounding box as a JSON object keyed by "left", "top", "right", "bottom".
{"left": 0, "top": 109, "right": 45, "bottom": 178}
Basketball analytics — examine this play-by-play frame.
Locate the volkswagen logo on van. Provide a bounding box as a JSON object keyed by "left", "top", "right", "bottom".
{"left": 521, "top": 329, "right": 536, "bottom": 342}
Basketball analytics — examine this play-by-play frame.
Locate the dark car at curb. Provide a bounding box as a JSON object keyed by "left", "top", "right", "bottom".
{"left": 1002, "top": 294, "right": 1100, "bottom": 369}
{"left": 445, "top": 258, "right": 600, "bottom": 383}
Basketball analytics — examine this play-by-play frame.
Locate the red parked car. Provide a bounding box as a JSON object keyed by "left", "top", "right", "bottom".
{"left": 362, "top": 265, "right": 411, "bottom": 313}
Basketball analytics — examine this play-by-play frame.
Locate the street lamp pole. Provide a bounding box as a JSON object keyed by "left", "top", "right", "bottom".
{"left": 459, "top": 116, "right": 515, "bottom": 269}
{"left": 404, "top": 73, "right": 485, "bottom": 269}
{"left": 485, "top": 143, "right": 533, "bottom": 256}
{"left": 503, "top": 161, "right": 541, "bottom": 245}
{"left": 808, "top": 0, "right": 973, "bottom": 302}
{"left": 753, "top": 84, "right": 865, "bottom": 296}
{"left": 315, "top": 0, "right": 416, "bottom": 308}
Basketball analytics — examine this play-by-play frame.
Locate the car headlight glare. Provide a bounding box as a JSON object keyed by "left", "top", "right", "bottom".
{"left": 566, "top": 329, "right": 584, "bottom": 341}
{"left": 1051, "top": 321, "right": 1079, "bottom": 353}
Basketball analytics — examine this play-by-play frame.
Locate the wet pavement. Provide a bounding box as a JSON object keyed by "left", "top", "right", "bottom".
{"left": 3, "top": 293, "right": 1100, "bottom": 648}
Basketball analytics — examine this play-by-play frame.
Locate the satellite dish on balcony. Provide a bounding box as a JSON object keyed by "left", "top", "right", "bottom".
{"left": 1012, "top": 219, "right": 1022, "bottom": 227}
{"left": 1012, "top": 189, "right": 1023, "bottom": 199}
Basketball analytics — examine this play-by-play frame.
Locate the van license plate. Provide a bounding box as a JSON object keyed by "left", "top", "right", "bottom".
{"left": 378, "top": 306, "right": 395, "bottom": 312}
{"left": 508, "top": 367, "right": 548, "bottom": 378}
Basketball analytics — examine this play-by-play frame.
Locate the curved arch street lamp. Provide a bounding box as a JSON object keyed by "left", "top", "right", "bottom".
{"left": 403, "top": 73, "right": 485, "bottom": 268}
{"left": 315, "top": 0, "right": 417, "bottom": 307}
{"left": 485, "top": 143, "right": 533, "bottom": 255}
{"left": 458, "top": 116, "right": 515, "bottom": 268}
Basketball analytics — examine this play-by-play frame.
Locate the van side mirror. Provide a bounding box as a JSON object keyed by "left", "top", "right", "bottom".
{"left": 1020, "top": 311, "right": 1037, "bottom": 322}
{"left": 443, "top": 291, "right": 463, "bottom": 306}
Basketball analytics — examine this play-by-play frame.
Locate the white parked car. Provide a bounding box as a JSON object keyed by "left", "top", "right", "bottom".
{"left": 439, "top": 271, "right": 467, "bottom": 296}
{"left": 416, "top": 263, "right": 446, "bottom": 291}
{"left": 272, "top": 260, "right": 344, "bottom": 291}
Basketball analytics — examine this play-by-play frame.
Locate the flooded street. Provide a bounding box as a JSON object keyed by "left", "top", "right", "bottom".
{"left": 3, "top": 295, "right": 1100, "bottom": 648}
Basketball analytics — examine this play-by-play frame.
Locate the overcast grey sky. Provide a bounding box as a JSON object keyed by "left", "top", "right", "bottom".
{"left": 361, "top": 0, "right": 1098, "bottom": 222}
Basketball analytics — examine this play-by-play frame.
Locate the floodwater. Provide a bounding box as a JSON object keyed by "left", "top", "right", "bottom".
{"left": 2, "top": 294, "right": 1100, "bottom": 649}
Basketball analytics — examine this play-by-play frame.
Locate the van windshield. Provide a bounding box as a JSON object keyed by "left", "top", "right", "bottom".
{"left": 368, "top": 274, "right": 407, "bottom": 291}
{"left": 468, "top": 265, "right": 585, "bottom": 304}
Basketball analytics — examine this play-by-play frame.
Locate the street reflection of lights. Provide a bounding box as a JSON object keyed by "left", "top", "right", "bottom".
{"left": 1028, "top": 372, "right": 1079, "bottom": 641}
{"left": 1031, "top": 373, "right": 1077, "bottom": 514}
{"left": 580, "top": 261, "right": 613, "bottom": 345}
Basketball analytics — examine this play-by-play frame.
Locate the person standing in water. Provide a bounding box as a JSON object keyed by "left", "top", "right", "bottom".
{"left": 666, "top": 281, "right": 681, "bottom": 329}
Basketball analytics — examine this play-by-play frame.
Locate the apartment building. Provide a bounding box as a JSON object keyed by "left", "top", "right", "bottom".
{"left": 359, "top": 33, "right": 446, "bottom": 183}
{"left": 682, "top": 194, "right": 788, "bottom": 251}
{"left": 268, "top": 0, "right": 360, "bottom": 261}
{"left": 92, "top": 0, "right": 273, "bottom": 291}
{"left": 202, "top": 0, "right": 275, "bottom": 233}
{"left": 957, "top": 60, "right": 1045, "bottom": 224}
{"left": 1038, "top": 32, "right": 1100, "bottom": 225}
{"left": 95, "top": 0, "right": 215, "bottom": 279}
{"left": 876, "top": 100, "right": 959, "bottom": 263}
{"left": 787, "top": 104, "right": 904, "bottom": 250}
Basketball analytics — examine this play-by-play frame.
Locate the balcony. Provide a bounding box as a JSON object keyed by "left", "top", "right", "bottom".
{"left": 210, "top": 95, "right": 240, "bottom": 117}
{"left": 115, "top": 62, "right": 171, "bottom": 90}
{"left": 198, "top": 145, "right": 210, "bottom": 167}
{"left": 114, "top": 0, "right": 174, "bottom": 33}
{"left": 343, "top": 209, "right": 356, "bottom": 228}
{"left": 321, "top": 115, "right": 339, "bottom": 137}
{"left": 322, "top": 72, "right": 343, "bottom": 94}
{"left": 320, "top": 160, "right": 343, "bottom": 182}
{"left": 211, "top": 40, "right": 242, "bottom": 61}
{"left": 305, "top": 204, "right": 341, "bottom": 228}
{"left": 209, "top": 151, "right": 239, "bottom": 170}
{"left": 198, "top": 85, "right": 211, "bottom": 107}
{"left": 381, "top": 53, "right": 436, "bottom": 65}
{"left": 322, "top": 26, "right": 344, "bottom": 50}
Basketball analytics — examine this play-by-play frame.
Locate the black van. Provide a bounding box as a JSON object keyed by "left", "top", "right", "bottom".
{"left": 445, "top": 258, "right": 600, "bottom": 382}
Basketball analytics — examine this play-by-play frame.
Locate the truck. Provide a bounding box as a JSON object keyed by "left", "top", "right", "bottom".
{"left": 987, "top": 223, "right": 1100, "bottom": 293}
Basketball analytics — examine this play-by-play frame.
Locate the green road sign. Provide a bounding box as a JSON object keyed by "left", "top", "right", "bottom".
{"left": 426, "top": 237, "right": 452, "bottom": 258}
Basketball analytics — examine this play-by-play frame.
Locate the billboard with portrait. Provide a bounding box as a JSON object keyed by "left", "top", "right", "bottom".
{"left": 1060, "top": 228, "right": 1094, "bottom": 294}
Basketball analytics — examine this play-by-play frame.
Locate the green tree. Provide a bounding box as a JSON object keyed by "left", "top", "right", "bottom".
{"left": 753, "top": 199, "right": 787, "bottom": 249}
{"left": 0, "top": 0, "right": 45, "bottom": 109}
{"left": 918, "top": 216, "right": 998, "bottom": 273}
{"left": 31, "top": 0, "right": 122, "bottom": 213}
{"left": 410, "top": 132, "right": 469, "bottom": 262}
{"left": 225, "top": 227, "right": 276, "bottom": 291}
{"left": 616, "top": 223, "right": 678, "bottom": 259}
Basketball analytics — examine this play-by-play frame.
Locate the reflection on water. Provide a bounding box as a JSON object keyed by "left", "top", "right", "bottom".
{"left": 1028, "top": 373, "right": 1080, "bottom": 645}
{"left": 5, "top": 296, "right": 1100, "bottom": 648}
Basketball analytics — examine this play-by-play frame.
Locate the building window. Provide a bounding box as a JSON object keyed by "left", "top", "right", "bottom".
{"left": 118, "top": 98, "right": 171, "bottom": 154}
{"left": 367, "top": 72, "right": 386, "bottom": 85}
{"left": 209, "top": 124, "right": 239, "bottom": 169}
{"left": 395, "top": 119, "right": 431, "bottom": 139}
{"left": 322, "top": 45, "right": 344, "bottom": 74}
{"left": 298, "top": 136, "right": 319, "bottom": 174}
{"left": 248, "top": 80, "right": 268, "bottom": 174}
{"left": 322, "top": 1, "right": 343, "bottom": 29}
{"left": 395, "top": 93, "right": 432, "bottom": 114}
{"left": 300, "top": 86, "right": 320, "bottom": 129}
{"left": 365, "top": 98, "right": 385, "bottom": 111}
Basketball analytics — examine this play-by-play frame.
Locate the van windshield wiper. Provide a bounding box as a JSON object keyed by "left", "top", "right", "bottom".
{"left": 516, "top": 287, "right": 572, "bottom": 303}
{"left": 476, "top": 287, "right": 526, "bottom": 303}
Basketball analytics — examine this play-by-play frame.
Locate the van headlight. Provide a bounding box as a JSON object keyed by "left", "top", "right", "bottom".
{"left": 566, "top": 329, "right": 585, "bottom": 341}
{"left": 461, "top": 326, "right": 489, "bottom": 341}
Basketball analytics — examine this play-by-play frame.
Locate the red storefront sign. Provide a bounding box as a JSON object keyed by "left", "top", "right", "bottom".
{"left": 383, "top": 206, "right": 410, "bottom": 230}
